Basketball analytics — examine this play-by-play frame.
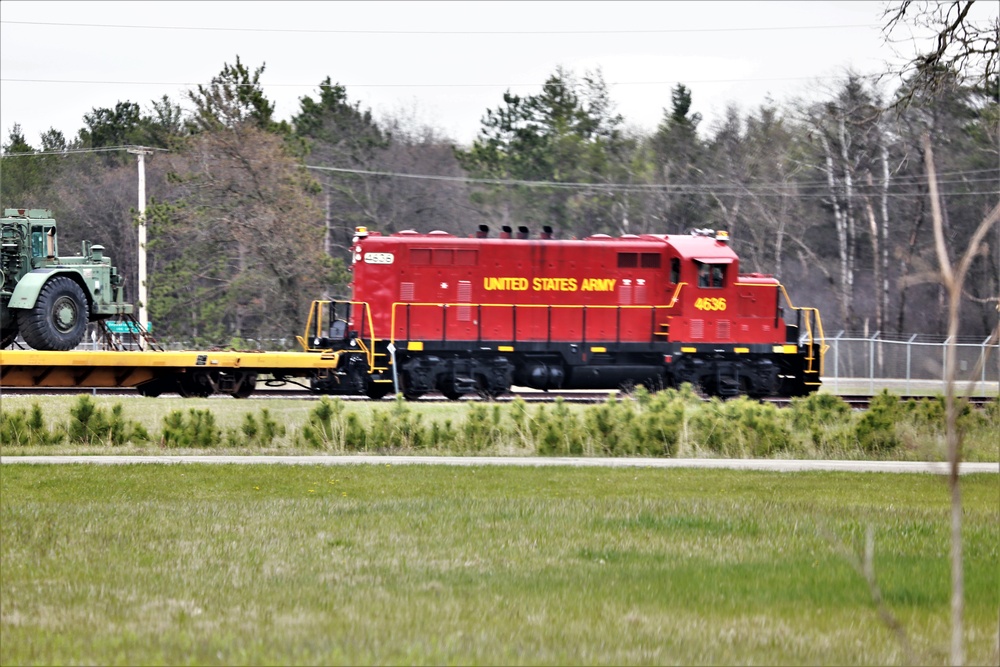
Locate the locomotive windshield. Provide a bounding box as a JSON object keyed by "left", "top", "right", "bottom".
{"left": 696, "top": 261, "right": 727, "bottom": 288}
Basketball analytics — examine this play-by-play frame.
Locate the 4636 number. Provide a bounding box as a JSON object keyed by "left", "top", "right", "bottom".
{"left": 694, "top": 297, "right": 727, "bottom": 311}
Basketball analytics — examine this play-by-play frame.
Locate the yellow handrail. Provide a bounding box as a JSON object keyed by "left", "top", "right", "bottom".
{"left": 388, "top": 300, "right": 684, "bottom": 346}
{"left": 297, "top": 300, "right": 379, "bottom": 370}
{"left": 778, "top": 284, "right": 828, "bottom": 375}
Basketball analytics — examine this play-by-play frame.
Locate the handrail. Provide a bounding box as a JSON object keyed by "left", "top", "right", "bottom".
{"left": 389, "top": 300, "right": 683, "bottom": 346}
{"left": 297, "top": 299, "right": 330, "bottom": 349}
{"left": 778, "top": 284, "right": 828, "bottom": 375}
{"left": 666, "top": 282, "right": 688, "bottom": 307}
{"left": 297, "top": 300, "right": 378, "bottom": 369}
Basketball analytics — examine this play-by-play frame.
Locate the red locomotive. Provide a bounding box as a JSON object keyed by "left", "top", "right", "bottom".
{"left": 304, "top": 224, "right": 825, "bottom": 399}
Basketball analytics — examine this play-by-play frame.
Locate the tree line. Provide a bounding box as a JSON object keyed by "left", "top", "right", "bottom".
{"left": 1, "top": 24, "right": 996, "bottom": 346}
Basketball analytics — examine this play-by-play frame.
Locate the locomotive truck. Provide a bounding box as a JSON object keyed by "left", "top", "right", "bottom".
{"left": 1, "top": 208, "right": 132, "bottom": 351}
{"left": 302, "top": 225, "right": 826, "bottom": 400}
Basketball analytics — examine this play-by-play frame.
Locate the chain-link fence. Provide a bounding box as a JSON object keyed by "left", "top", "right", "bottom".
{"left": 823, "top": 332, "right": 999, "bottom": 396}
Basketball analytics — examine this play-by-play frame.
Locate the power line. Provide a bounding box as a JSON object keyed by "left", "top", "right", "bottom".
{"left": 2, "top": 149, "right": 992, "bottom": 199}
{"left": 0, "top": 74, "right": 883, "bottom": 89}
{"left": 3, "top": 148, "right": 993, "bottom": 194}
{"left": 0, "top": 19, "right": 880, "bottom": 35}
{"left": 0, "top": 145, "right": 168, "bottom": 158}
{"left": 305, "top": 164, "right": 999, "bottom": 198}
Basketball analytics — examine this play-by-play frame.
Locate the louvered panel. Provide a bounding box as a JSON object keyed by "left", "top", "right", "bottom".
{"left": 717, "top": 320, "right": 731, "bottom": 340}
{"left": 690, "top": 319, "right": 704, "bottom": 339}
{"left": 457, "top": 281, "right": 472, "bottom": 321}
{"left": 400, "top": 282, "right": 415, "bottom": 301}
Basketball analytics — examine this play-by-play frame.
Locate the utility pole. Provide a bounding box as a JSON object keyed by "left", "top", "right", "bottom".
{"left": 128, "top": 147, "right": 152, "bottom": 331}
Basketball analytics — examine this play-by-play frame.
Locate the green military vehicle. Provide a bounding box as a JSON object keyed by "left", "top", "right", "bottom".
{"left": 1, "top": 208, "right": 132, "bottom": 350}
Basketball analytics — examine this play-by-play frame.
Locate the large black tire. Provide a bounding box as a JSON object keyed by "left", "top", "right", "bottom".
{"left": 17, "top": 276, "right": 89, "bottom": 351}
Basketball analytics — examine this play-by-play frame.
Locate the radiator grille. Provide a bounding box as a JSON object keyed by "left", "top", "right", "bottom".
{"left": 690, "top": 319, "right": 704, "bottom": 339}
{"left": 400, "top": 282, "right": 414, "bottom": 301}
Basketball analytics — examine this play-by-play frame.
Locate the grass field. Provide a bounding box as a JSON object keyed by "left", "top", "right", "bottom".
{"left": 2, "top": 464, "right": 997, "bottom": 665}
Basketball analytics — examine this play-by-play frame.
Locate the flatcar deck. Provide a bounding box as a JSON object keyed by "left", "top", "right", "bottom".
{"left": 0, "top": 349, "right": 341, "bottom": 396}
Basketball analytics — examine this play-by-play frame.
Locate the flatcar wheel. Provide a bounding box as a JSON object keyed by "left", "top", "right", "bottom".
{"left": 136, "top": 381, "right": 165, "bottom": 398}
{"left": 136, "top": 377, "right": 183, "bottom": 398}
{"left": 231, "top": 374, "right": 258, "bottom": 399}
{"left": 177, "top": 373, "right": 214, "bottom": 398}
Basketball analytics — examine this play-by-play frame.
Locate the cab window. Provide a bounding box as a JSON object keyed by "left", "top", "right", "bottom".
{"left": 697, "top": 262, "right": 726, "bottom": 288}
{"left": 31, "top": 231, "right": 45, "bottom": 257}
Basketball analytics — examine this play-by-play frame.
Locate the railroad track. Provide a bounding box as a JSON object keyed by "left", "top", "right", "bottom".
{"left": 1, "top": 386, "right": 994, "bottom": 409}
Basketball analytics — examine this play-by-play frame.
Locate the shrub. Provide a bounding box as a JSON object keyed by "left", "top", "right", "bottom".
{"left": 0, "top": 403, "right": 64, "bottom": 446}
{"left": 855, "top": 390, "right": 901, "bottom": 454}
{"left": 367, "top": 394, "right": 426, "bottom": 450}
{"left": 225, "top": 408, "right": 286, "bottom": 448}
{"left": 584, "top": 395, "right": 638, "bottom": 456}
{"left": 67, "top": 396, "right": 149, "bottom": 446}
{"left": 790, "top": 392, "right": 853, "bottom": 453}
{"left": 689, "top": 397, "right": 791, "bottom": 457}
{"left": 161, "top": 408, "right": 221, "bottom": 448}
{"left": 632, "top": 390, "right": 685, "bottom": 457}
{"left": 507, "top": 397, "right": 534, "bottom": 450}
{"left": 462, "top": 402, "right": 507, "bottom": 452}
{"left": 428, "top": 419, "right": 458, "bottom": 450}
{"left": 901, "top": 394, "right": 984, "bottom": 432}
{"left": 298, "top": 397, "right": 346, "bottom": 450}
{"left": 534, "top": 398, "right": 586, "bottom": 455}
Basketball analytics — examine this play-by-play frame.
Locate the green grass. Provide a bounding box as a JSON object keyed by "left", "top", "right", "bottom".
{"left": 2, "top": 465, "right": 998, "bottom": 665}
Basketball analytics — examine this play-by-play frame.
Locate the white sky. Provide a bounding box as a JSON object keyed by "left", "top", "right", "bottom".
{"left": 0, "top": 1, "right": 991, "bottom": 148}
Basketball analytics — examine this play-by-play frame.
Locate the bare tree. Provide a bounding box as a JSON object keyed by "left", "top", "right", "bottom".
{"left": 883, "top": 1, "right": 999, "bottom": 102}
{"left": 805, "top": 76, "right": 885, "bottom": 330}
{"left": 922, "top": 133, "right": 1000, "bottom": 667}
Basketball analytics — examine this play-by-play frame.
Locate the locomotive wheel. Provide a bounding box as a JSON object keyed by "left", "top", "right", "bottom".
{"left": 475, "top": 376, "right": 502, "bottom": 400}
{"left": 17, "top": 276, "right": 89, "bottom": 351}
{"left": 365, "top": 382, "right": 392, "bottom": 400}
{"left": 441, "top": 386, "right": 462, "bottom": 401}
{"left": 400, "top": 371, "right": 425, "bottom": 400}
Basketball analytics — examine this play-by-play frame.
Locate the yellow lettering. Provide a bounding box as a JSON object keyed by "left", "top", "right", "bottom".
{"left": 694, "top": 297, "right": 728, "bottom": 311}
{"left": 487, "top": 276, "right": 624, "bottom": 292}
{"left": 484, "top": 277, "right": 528, "bottom": 291}
{"left": 530, "top": 277, "right": 579, "bottom": 291}
{"left": 581, "top": 278, "right": 616, "bottom": 292}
